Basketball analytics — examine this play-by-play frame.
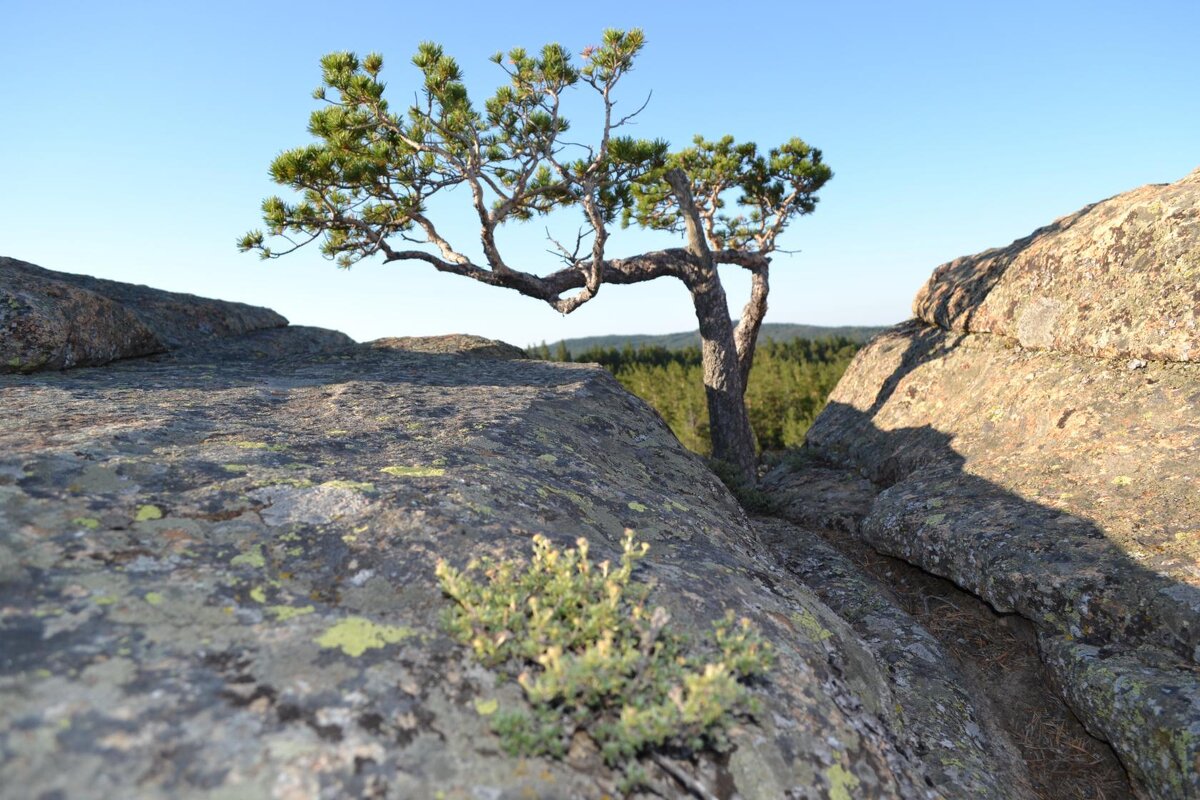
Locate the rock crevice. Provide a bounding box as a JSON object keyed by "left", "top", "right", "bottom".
{"left": 771, "top": 167, "right": 1200, "bottom": 799}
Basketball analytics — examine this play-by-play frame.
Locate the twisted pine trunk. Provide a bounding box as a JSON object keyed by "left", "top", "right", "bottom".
{"left": 688, "top": 272, "right": 758, "bottom": 481}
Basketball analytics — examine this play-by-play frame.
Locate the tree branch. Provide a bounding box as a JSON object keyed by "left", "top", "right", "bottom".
{"left": 664, "top": 168, "right": 713, "bottom": 270}
{"left": 733, "top": 266, "right": 770, "bottom": 394}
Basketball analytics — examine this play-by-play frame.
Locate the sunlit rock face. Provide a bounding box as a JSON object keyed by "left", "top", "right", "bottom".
{"left": 0, "top": 260, "right": 1025, "bottom": 799}
{"left": 913, "top": 166, "right": 1200, "bottom": 363}
{"left": 1, "top": 256, "right": 298, "bottom": 372}
{"left": 790, "top": 167, "right": 1200, "bottom": 800}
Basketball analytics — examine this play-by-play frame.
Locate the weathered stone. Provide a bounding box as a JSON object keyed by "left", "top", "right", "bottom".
{"left": 371, "top": 334, "right": 528, "bottom": 360}
{"left": 0, "top": 263, "right": 163, "bottom": 371}
{"left": 1, "top": 256, "right": 292, "bottom": 372}
{"left": 0, "top": 303, "right": 970, "bottom": 798}
{"left": 753, "top": 517, "right": 1035, "bottom": 799}
{"left": 808, "top": 325, "right": 1200, "bottom": 664}
{"left": 914, "top": 166, "right": 1200, "bottom": 362}
{"left": 792, "top": 167, "right": 1200, "bottom": 799}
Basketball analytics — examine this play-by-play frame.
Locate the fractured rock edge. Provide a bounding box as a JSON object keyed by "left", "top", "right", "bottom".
{"left": 792, "top": 321, "right": 1200, "bottom": 800}
{"left": 914, "top": 166, "right": 1200, "bottom": 363}
{"left": 753, "top": 516, "right": 1036, "bottom": 800}
{"left": 1, "top": 256, "right": 297, "bottom": 372}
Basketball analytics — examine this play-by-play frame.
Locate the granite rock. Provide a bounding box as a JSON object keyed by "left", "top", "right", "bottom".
{"left": 914, "top": 167, "right": 1200, "bottom": 362}
{"left": 787, "top": 169, "right": 1200, "bottom": 799}
{"left": 0, "top": 269, "right": 988, "bottom": 798}
{"left": 1, "top": 256, "right": 292, "bottom": 372}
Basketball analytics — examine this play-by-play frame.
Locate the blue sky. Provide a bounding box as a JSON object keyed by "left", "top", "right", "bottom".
{"left": 5, "top": 0, "right": 1197, "bottom": 346}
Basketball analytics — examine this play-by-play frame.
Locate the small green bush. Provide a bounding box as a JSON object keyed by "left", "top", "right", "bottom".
{"left": 435, "top": 530, "right": 772, "bottom": 782}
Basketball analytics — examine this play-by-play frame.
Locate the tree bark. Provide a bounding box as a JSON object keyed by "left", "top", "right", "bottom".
{"left": 686, "top": 270, "right": 758, "bottom": 481}
{"left": 663, "top": 167, "right": 758, "bottom": 482}
{"left": 733, "top": 268, "right": 769, "bottom": 395}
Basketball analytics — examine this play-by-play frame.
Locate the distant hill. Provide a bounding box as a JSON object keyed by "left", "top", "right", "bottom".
{"left": 540, "top": 323, "right": 887, "bottom": 358}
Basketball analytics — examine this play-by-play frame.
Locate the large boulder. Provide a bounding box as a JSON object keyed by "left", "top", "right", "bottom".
{"left": 1, "top": 256, "right": 297, "bottom": 371}
{"left": 914, "top": 167, "right": 1200, "bottom": 362}
{"left": 0, "top": 266, "right": 1033, "bottom": 798}
{"left": 784, "top": 168, "right": 1200, "bottom": 799}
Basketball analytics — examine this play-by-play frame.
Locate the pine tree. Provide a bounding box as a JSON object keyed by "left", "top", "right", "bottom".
{"left": 240, "top": 30, "right": 831, "bottom": 480}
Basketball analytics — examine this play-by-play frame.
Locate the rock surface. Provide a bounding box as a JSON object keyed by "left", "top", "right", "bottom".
{"left": 776, "top": 168, "right": 1200, "bottom": 799}
{"left": 1, "top": 256, "right": 294, "bottom": 372}
{"left": 0, "top": 262, "right": 1031, "bottom": 799}
{"left": 914, "top": 167, "right": 1200, "bottom": 363}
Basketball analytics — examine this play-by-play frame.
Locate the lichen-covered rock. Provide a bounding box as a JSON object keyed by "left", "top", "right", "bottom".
{"left": 753, "top": 517, "right": 1034, "bottom": 799}
{"left": 1, "top": 312, "right": 972, "bottom": 798}
{"left": 1, "top": 257, "right": 291, "bottom": 372}
{"left": 914, "top": 167, "right": 1200, "bottom": 362}
{"left": 794, "top": 170, "right": 1200, "bottom": 798}
{"left": 371, "top": 334, "right": 528, "bottom": 360}
{"left": 803, "top": 327, "right": 1200, "bottom": 798}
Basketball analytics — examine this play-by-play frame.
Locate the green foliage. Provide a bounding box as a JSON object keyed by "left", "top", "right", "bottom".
{"left": 240, "top": 30, "right": 673, "bottom": 266}
{"left": 541, "top": 337, "right": 859, "bottom": 455}
{"left": 240, "top": 30, "right": 828, "bottom": 275}
{"left": 435, "top": 531, "right": 772, "bottom": 782}
{"left": 626, "top": 134, "right": 832, "bottom": 251}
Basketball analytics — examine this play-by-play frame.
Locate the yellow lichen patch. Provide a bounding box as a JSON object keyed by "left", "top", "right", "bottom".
{"left": 144, "top": 592, "right": 165, "bottom": 606}
{"left": 235, "top": 441, "right": 284, "bottom": 451}
{"left": 94, "top": 595, "right": 118, "bottom": 606}
{"left": 326, "top": 430, "right": 350, "bottom": 436}
{"left": 791, "top": 610, "right": 833, "bottom": 642}
{"left": 627, "top": 502, "right": 648, "bottom": 513}
{"left": 321, "top": 479, "right": 375, "bottom": 493}
{"left": 474, "top": 697, "right": 499, "bottom": 716}
{"left": 924, "top": 513, "right": 946, "bottom": 526}
{"left": 1112, "top": 475, "right": 1133, "bottom": 486}
{"left": 269, "top": 605, "right": 315, "bottom": 622}
{"left": 380, "top": 465, "right": 445, "bottom": 478}
{"left": 134, "top": 505, "right": 163, "bottom": 522}
{"left": 537, "top": 454, "right": 557, "bottom": 464}
{"left": 72, "top": 517, "right": 100, "bottom": 529}
{"left": 315, "top": 616, "right": 416, "bottom": 657}
{"left": 222, "top": 464, "right": 250, "bottom": 473}
{"left": 826, "top": 763, "right": 861, "bottom": 800}
{"left": 231, "top": 544, "right": 266, "bottom": 569}
{"left": 249, "top": 586, "right": 268, "bottom": 603}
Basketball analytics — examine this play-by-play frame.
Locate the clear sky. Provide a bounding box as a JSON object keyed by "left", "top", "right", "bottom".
{"left": 5, "top": 0, "right": 1197, "bottom": 346}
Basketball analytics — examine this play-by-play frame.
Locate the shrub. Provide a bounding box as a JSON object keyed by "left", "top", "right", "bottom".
{"left": 434, "top": 530, "right": 772, "bottom": 787}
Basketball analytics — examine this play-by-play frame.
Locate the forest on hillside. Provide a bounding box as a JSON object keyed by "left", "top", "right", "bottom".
{"left": 527, "top": 337, "right": 860, "bottom": 455}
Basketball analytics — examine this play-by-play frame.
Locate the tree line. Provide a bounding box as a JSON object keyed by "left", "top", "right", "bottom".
{"left": 528, "top": 337, "right": 859, "bottom": 454}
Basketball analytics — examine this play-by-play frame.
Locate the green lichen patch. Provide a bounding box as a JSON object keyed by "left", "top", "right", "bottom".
{"left": 791, "top": 610, "right": 833, "bottom": 643}
{"left": 134, "top": 504, "right": 163, "bottom": 522}
{"left": 315, "top": 616, "right": 417, "bottom": 657}
{"left": 269, "top": 604, "right": 315, "bottom": 622}
{"left": 380, "top": 465, "right": 445, "bottom": 478}
{"left": 320, "top": 479, "right": 375, "bottom": 493}
{"left": 826, "top": 763, "right": 862, "bottom": 800}
{"left": 435, "top": 531, "right": 772, "bottom": 786}
{"left": 234, "top": 441, "right": 285, "bottom": 451}
{"left": 626, "top": 502, "right": 647, "bottom": 513}
{"left": 72, "top": 517, "right": 100, "bottom": 529}
{"left": 230, "top": 544, "right": 266, "bottom": 569}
